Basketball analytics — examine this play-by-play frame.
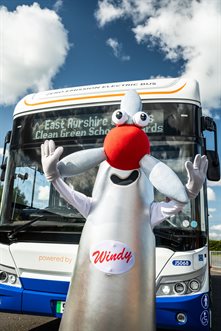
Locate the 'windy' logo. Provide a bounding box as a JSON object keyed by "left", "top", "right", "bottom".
{"left": 90, "top": 240, "right": 135, "bottom": 274}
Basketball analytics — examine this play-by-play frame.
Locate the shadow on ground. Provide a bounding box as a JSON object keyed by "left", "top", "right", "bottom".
{"left": 30, "top": 319, "right": 60, "bottom": 331}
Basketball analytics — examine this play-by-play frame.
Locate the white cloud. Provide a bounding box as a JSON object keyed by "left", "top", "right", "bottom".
{"left": 38, "top": 185, "right": 49, "bottom": 201}
{"left": 202, "top": 108, "right": 220, "bottom": 121}
{"left": 95, "top": 0, "right": 125, "bottom": 27}
{"left": 211, "top": 224, "right": 221, "bottom": 231}
{"left": 106, "top": 38, "right": 130, "bottom": 61}
{"left": 210, "top": 224, "right": 221, "bottom": 240}
{"left": 95, "top": 0, "right": 221, "bottom": 110}
{"left": 0, "top": 3, "right": 69, "bottom": 105}
{"left": 95, "top": 0, "right": 155, "bottom": 27}
{"left": 209, "top": 231, "right": 221, "bottom": 240}
{"left": 208, "top": 179, "right": 221, "bottom": 187}
{"left": 207, "top": 187, "right": 216, "bottom": 201}
{"left": 0, "top": 148, "right": 8, "bottom": 158}
{"left": 53, "top": 0, "right": 63, "bottom": 13}
{"left": 209, "top": 208, "right": 217, "bottom": 213}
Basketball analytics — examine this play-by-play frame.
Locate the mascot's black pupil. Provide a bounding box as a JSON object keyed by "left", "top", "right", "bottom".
{"left": 116, "top": 111, "right": 123, "bottom": 119}
{"left": 141, "top": 113, "right": 147, "bottom": 121}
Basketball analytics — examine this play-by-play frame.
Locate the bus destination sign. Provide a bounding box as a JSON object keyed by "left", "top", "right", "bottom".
{"left": 32, "top": 111, "right": 163, "bottom": 140}
{"left": 32, "top": 114, "right": 112, "bottom": 140}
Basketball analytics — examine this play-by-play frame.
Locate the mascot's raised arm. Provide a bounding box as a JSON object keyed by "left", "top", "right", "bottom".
{"left": 41, "top": 90, "right": 208, "bottom": 331}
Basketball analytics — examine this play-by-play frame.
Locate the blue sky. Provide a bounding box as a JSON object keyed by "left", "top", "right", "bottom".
{"left": 0, "top": 0, "right": 221, "bottom": 238}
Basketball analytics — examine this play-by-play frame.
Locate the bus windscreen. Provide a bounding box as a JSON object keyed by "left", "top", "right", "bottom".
{"left": 12, "top": 103, "right": 197, "bottom": 146}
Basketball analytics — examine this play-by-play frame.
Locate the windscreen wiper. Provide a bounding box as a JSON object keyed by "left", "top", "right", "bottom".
{"left": 7, "top": 209, "right": 85, "bottom": 241}
{"left": 7, "top": 207, "right": 60, "bottom": 240}
{"left": 8, "top": 214, "right": 46, "bottom": 240}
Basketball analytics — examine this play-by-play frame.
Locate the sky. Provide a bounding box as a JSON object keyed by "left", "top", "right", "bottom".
{"left": 0, "top": 0, "right": 221, "bottom": 239}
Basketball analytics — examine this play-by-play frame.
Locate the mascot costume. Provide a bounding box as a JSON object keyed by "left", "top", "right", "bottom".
{"left": 41, "top": 90, "right": 208, "bottom": 331}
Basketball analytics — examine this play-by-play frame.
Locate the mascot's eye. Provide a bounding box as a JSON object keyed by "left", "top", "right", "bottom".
{"left": 112, "top": 109, "right": 128, "bottom": 125}
{"left": 133, "top": 111, "right": 150, "bottom": 127}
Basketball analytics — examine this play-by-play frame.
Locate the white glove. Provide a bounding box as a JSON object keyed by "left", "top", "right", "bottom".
{"left": 185, "top": 154, "right": 208, "bottom": 199}
{"left": 41, "top": 140, "right": 64, "bottom": 181}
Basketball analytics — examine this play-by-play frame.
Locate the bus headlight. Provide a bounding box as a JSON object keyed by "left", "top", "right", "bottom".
{"left": 189, "top": 279, "right": 200, "bottom": 292}
{"left": 174, "top": 282, "right": 187, "bottom": 295}
{"left": 0, "top": 265, "right": 20, "bottom": 287}
{"left": 8, "top": 274, "right": 17, "bottom": 284}
{"left": 161, "top": 285, "right": 171, "bottom": 295}
{"left": 156, "top": 267, "right": 206, "bottom": 296}
{"left": 0, "top": 271, "right": 8, "bottom": 283}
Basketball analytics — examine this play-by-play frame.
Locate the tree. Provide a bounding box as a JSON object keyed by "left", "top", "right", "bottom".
{"left": 0, "top": 184, "right": 28, "bottom": 207}
{"left": 13, "top": 187, "right": 28, "bottom": 206}
{"left": 209, "top": 240, "right": 221, "bottom": 251}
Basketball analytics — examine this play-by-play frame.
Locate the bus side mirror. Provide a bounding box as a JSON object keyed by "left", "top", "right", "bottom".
{"left": 201, "top": 116, "right": 220, "bottom": 181}
{"left": 206, "top": 150, "right": 220, "bottom": 181}
{"left": 1, "top": 131, "right": 11, "bottom": 182}
{"left": 0, "top": 158, "right": 7, "bottom": 182}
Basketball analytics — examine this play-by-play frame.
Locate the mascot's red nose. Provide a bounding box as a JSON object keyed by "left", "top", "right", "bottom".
{"left": 104, "top": 125, "right": 150, "bottom": 170}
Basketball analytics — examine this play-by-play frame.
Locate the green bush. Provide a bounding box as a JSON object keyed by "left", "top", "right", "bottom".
{"left": 209, "top": 240, "right": 221, "bottom": 251}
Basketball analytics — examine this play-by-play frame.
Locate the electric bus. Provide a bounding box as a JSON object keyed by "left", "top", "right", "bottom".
{"left": 0, "top": 78, "right": 220, "bottom": 330}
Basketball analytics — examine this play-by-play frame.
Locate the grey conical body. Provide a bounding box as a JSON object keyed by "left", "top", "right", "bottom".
{"left": 59, "top": 162, "right": 156, "bottom": 331}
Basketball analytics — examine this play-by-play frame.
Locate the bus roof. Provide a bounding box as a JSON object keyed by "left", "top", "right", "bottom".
{"left": 14, "top": 77, "right": 200, "bottom": 117}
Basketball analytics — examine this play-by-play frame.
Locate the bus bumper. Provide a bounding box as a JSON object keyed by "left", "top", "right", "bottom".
{"left": 0, "top": 281, "right": 210, "bottom": 329}
{"left": 0, "top": 283, "right": 23, "bottom": 312}
{"left": 156, "top": 293, "right": 210, "bottom": 330}
{"left": 22, "top": 290, "right": 66, "bottom": 317}
{"left": 21, "top": 277, "right": 68, "bottom": 316}
{"left": 0, "top": 280, "right": 67, "bottom": 317}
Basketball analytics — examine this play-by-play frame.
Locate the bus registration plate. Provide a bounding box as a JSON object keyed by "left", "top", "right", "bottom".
{"left": 56, "top": 301, "right": 65, "bottom": 314}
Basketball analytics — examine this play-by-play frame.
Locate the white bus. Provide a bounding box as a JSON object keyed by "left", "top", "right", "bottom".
{"left": 0, "top": 78, "right": 220, "bottom": 331}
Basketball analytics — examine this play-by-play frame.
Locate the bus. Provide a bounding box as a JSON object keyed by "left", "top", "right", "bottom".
{"left": 0, "top": 78, "right": 220, "bottom": 330}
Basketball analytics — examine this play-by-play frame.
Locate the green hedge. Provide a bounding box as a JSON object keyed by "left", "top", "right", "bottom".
{"left": 209, "top": 240, "right": 221, "bottom": 251}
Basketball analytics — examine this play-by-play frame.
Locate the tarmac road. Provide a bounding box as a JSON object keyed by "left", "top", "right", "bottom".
{"left": 0, "top": 271, "right": 220, "bottom": 331}
{"left": 0, "top": 314, "right": 60, "bottom": 331}
{"left": 211, "top": 269, "right": 221, "bottom": 331}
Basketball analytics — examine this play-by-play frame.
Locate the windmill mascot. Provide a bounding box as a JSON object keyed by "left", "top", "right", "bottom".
{"left": 41, "top": 90, "right": 208, "bottom": 331}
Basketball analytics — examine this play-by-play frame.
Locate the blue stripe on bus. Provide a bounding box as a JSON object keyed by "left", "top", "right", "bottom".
{"left": 0, "top": 280, "right": 68, "bottom": 316}
{"left": 156, "top": 293, "right": 210, "bottom": 331}
{"left": 22, "top": 289, "right": 67, "bottom": 316}
{"left": 20, "top": 277, "right": 69, "bottom": 294}
{"left": 20, "top": 277, "right": 69, "bottom": 316}
{"left": 0, "top": 278, "right": 210, "bottom": 330}
{"left": 0, "top": 283, "right": 23, "bottom": 312}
